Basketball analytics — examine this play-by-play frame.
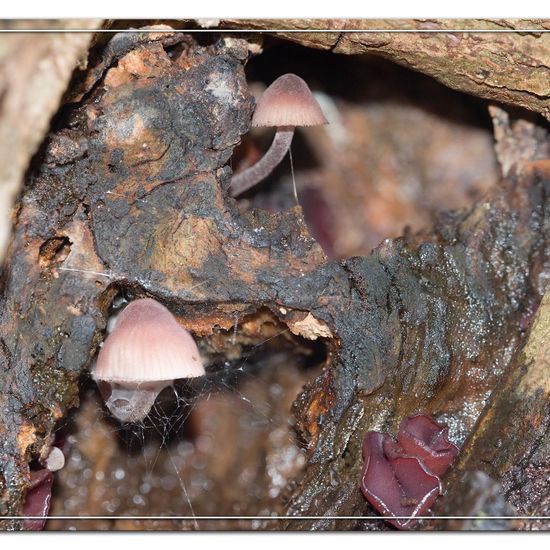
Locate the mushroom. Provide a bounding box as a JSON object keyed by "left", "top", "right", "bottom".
{"left": 44, "top": 446, "right": 65, "bottom": 472}
{"left": 92, "top": 298, "right": 205, "bottom": 423}
{"left": 229, "top": 73, "right": 328, "bottom": 197}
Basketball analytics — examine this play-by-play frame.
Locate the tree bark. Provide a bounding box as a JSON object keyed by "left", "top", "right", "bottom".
{"left": 219, "top": 19, "right": 550, "bottom": 122}
{"left": 0, "top": 19, "right": 101, "bottom": 264}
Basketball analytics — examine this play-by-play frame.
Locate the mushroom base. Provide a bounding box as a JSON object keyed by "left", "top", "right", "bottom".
{"left": 99, "top": 381, "right": 171, "bottom": 423}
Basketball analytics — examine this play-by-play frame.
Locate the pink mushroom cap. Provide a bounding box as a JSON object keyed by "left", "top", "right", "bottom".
{"left": 93, "top": 298, "right": 205, "bottom": 384}
{"left": 251, "top": 73, "right": 328, "bottom": 128}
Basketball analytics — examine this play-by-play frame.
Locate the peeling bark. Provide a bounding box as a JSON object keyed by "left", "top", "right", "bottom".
{"left": 0, "top": 19, "right": 101, "bottom": 264}
{"left": 219, "top": 19, "right": 550, "bottom": 122}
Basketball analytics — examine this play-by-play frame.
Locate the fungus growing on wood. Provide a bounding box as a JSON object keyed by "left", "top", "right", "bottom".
{"left": 92, "top": 298, "right": 205, "bottom": 423}
{"left": 396, "top": 414, "right": 458, "bottom": 477}
{"left": 360, "top": 414, "right": 459, "bottom": 529}
{"left": 229, "top": 73, "right": 328, "bottom": 197}
{"left": 22, "top": 469, "right": 53, "bottom": 531}
{"left": 43, "top": 446, "right": 65, "bottom": 472}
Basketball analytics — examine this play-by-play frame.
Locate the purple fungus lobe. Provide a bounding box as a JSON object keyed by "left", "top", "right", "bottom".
{"left": 397, "top": 414, "right": 459, "bottom": 477}
{"left": 360, "top": 414, "right": 459, "bottom": 529}
{"left": 22, "top": 469, "right": 53, "bottom": 531}
{"left": 361, "top": 432, "right": 440, "bottom": 529}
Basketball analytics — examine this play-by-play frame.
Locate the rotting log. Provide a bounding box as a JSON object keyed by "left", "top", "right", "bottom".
{"left": 433, "top": 272, "right": 550, "bottom": 530}
{"left": 218, "top": 19, "right": 550, "bottom": 122}
{"left": 283, "top": 157, "right": 550, "bottom": 530}
{"left": 0, "top": 29, "right": 549, "bottom": 530}
{"left": 0, "top": 19, "right": 101, "bottom": 265}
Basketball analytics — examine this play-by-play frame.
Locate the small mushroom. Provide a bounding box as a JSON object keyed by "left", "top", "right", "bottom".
{"left": 93, "top": 298, "right": 205, "bottom": 423}
{"left": 44, "top": 446, "right": 65, "bottom": 472}
{"left": 229, "top": 73, "right": 328, "bottom": 197}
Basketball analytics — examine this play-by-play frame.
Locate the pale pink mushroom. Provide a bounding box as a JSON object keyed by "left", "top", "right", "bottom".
{"left": 229, "top": 73, "right": 328, "bottom": 197}
{"left": 93, "top": 298, "right": 205, "bottom": 423}
{"left": 44, "top": 446, "right": 65, "bottom": 472}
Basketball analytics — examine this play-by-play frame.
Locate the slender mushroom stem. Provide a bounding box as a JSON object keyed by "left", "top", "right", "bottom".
{"left": 229, "top": 126, "right": 295, "bottom": 197}
{"left": 103, "top": 382, "right": 167, "bottom": 423}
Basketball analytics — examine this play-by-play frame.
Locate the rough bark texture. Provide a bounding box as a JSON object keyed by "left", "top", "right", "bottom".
{"left": 0, "top": 19, "right": 101, "bottom": 264}
{"left": 219, "top": 19, "right": 550, "bottom": 122}
{"left": 283, "top": 160, "right": 550, "bottom": 530}
{"left": 434, "top": 274, "right": 550, "bottom": 530}
{"left": 0, "top": 26, "right": 549, "bottom": 531}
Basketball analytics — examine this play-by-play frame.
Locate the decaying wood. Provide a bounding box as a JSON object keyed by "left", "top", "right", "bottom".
{"left": 0, "top": 27, "right": 549, "bottom": 531}
{"left": 434, "top": 272, "right": 550, "bottom": 530}
{"left": 490, "top": 105, "right": 550, "bottom": 177}
{"left": 0, "top": 19, "right": 101, "bottom": 264}
{"left": 283, "top": 158, "right": 550, "bottom": 530}
{"left": 219, "top": 19, "right": 550, "bottom": 122}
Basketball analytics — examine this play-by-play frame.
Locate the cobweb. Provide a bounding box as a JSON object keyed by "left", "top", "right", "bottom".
{"left": 49, "top": 315, "right": 323, "bottom": 531}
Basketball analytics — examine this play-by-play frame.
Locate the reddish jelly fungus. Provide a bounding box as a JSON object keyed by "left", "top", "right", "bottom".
{"left": 397, "top": 414, "right": 458, "bottom": 477}
{"left": 360, "top": 414, "right": 459, "bottom": 530}
{"left": 22, "top": 469, "right": 53, "bottom": 531}
{"left": 361, "top": 432, "right": 440, "bottom": 529}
